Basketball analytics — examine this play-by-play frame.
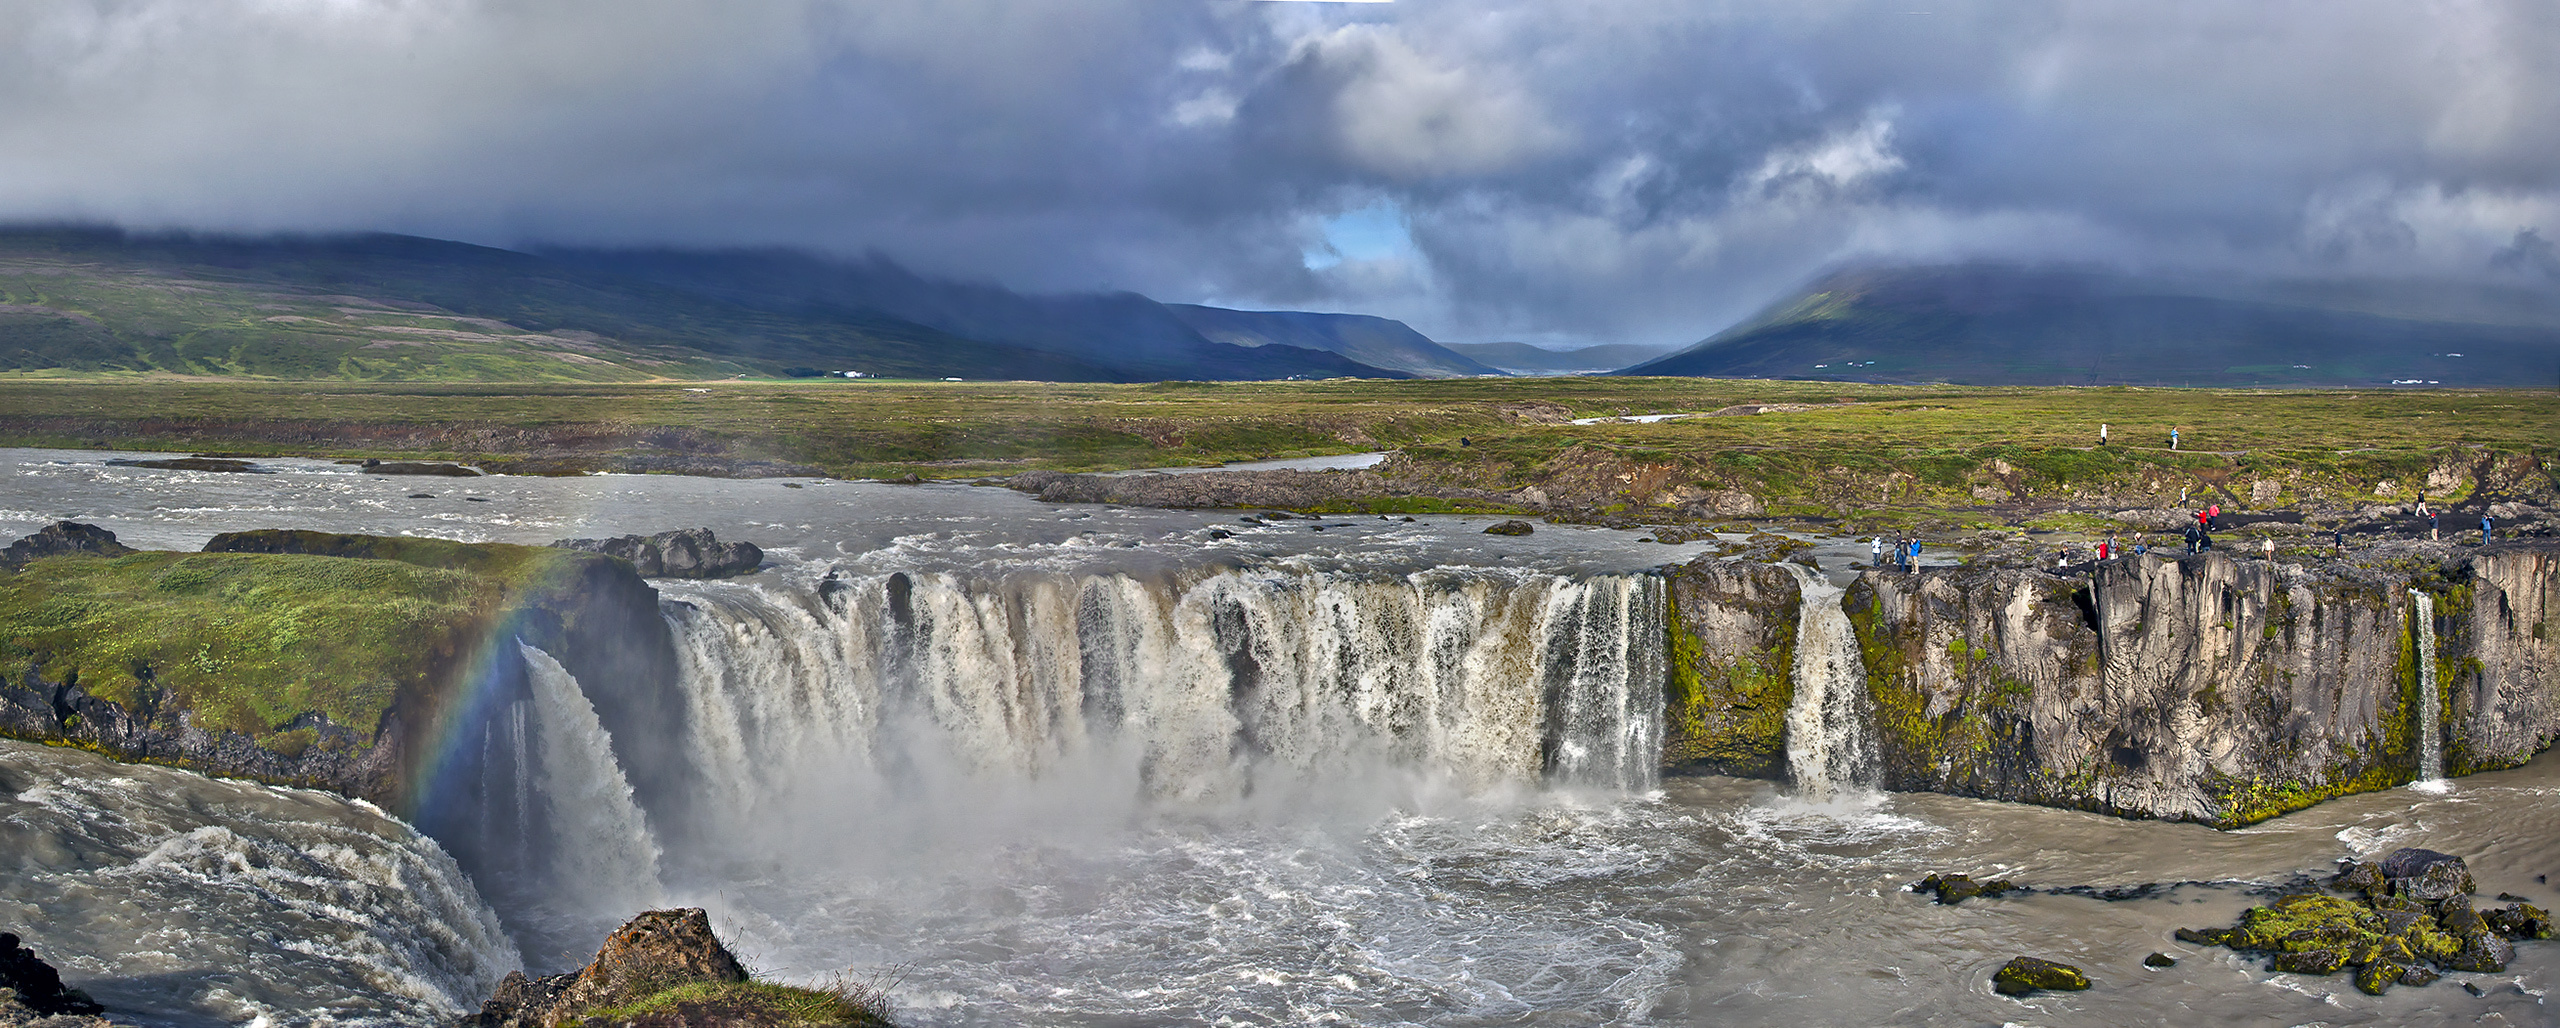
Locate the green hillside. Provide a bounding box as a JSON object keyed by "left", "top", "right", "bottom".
{"left": 1623, "top": 264, "right": 2560, "bottom": 388}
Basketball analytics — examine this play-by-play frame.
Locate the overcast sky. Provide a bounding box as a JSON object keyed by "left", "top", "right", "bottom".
{"left": 5, "top": 1, "right": 2555, "bottom": 347}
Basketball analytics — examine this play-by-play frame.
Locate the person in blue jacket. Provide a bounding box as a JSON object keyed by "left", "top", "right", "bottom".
{"left": 2483, "top": 513, "right": 2494, "bottom": 545}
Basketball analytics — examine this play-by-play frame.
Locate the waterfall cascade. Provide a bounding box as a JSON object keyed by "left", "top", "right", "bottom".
{"left": 2414, "top": 592, "right": 2444, "bottom": 786}
{"left": 1780, "top": 564, "right": 1879, "bottom": 799}
{"left": 654, "top": 568, "right": 1665, "bottom": 832}
{"left": 517, "top": 642, "right": 665, "bottom": 910}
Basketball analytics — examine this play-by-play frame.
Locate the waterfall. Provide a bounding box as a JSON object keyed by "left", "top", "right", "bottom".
{"left": 2413, "top": 592, "right": 2443, "bottom": 785}
{"left": 517, "top": 641, "right": 665, "bottom": 911}
{"left": 1780, "top": 563, "right": 1879, "bottom": 799}
{"left": 655, "top": 568, "right": 1664, "bottom": 831}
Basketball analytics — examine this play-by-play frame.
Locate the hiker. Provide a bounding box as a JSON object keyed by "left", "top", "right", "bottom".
{"left": 2199, "top": 527, "right": 2213, "bottom": 552}
{"left": 2097, "top": 537, "right": 2110, "bottom": 561}
{"left": 2483, "top": 513, "right": 2494, "bottom": 545}
{"left": 2100, "top": 423, "right": 2109, "bottom": 446}
{"left": 2171, "top": 427, "right": 2180, "bottom": 451}
{"left": 1910, "top": 537, "right": 1924, "bottom": 570}
{"left": 2182, "top": 522, "right": 2200, "bottom": 554}
{"left": 2134, "top": 537, "right": 2148, "bottom": 556}
{"left": 2429, "top": 511, "right": 2439, "bottom": 540}
{"left": 2334, "top": 526, "right": 2347, "bottom": 553}
{"left": 2206, "top": 503, "right": 2220, "bottom": 530}
{"left": 1871, "top": 536, "right": 1884, "bottom": 567}
{"left": 2262, "top": 537, "right": 2275, "bottom": 559}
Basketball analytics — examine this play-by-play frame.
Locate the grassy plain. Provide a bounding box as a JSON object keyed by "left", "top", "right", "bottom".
{"left": 0, "top": 376, "right": 2553, "bottom": 522}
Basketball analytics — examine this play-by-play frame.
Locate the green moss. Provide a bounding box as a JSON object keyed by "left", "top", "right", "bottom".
{"left": 0, "top": 547, "right": 574, "bottom": 748}
{"left": 571, "top": 980, "right": 890, "bottom": 1027}
{"left": 1660, "top": 584, "right": 1795, "bottom": 777}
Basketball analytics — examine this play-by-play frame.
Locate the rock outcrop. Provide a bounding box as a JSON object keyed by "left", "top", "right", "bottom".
{"left": 0, "top": 933, "right": 103, "bottom": 1019}
{"left": 1664, "top": 542, "right": 2559, "bottom": 825}
{"left": 551, "top": 529, "right": 762, "bottom": 579}
{"left": 0, "top": 522, "right": 133, "bottom": 569}
{"left": 2178, "top": 848, "right": 2551, "bottom": 994}
{"left": 463, "top": 909, "right": 886, "bottom": 1028}
{"left": 1661, "top": 558, "right": 1800, "bottom": 779}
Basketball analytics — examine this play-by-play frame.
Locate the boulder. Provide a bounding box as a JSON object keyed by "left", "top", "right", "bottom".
{"left": 1991, "top": 956, "right": 2090, "bottom": 996}
{"left": 106, "top": 456, "right": 259, "bottom": 473}
{"left": 2378, "top": 848, "right": 2474, "bottom": 902}
{"left": 461, "top": 909, "right": 749, "bottom": 1028}
{"left": 2486, "top": 902, "right": 2555, "bottom": 939}
{"left": 0, "top": 522, "right": 134, "bottom": 569}
{"left": 1483, "top": 520, "right": 1535, "bottom": 536}
{"left": 0, "top": 933, "right": 103, "bottom": 1017}
{"left": 2444, "top": 931, "right": 2515, "bottom": 973}
{"left": 1911, "top": 872, "right": 2020, "bottom": 905}
{"left": 552, "top": 529, "right": 762, "bottom": 579}
{"left": 2143, "top": 952, "right": 2176, "bottom": 968}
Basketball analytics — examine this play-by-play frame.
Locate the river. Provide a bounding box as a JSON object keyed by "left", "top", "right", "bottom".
{"left": 1, "top": 447, "right": 2551, "bottom": 1026}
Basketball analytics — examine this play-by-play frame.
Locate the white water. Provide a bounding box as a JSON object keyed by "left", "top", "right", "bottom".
{"left": 2413, "top": 591, "right": 2446, "bottom": 789}
{"left": 658, "top": 569, "right": 1664, "bottom": 838}
{"left": 0, "top": 740, "right": 519, "bottom": 1027}
{"left": 1780, "top": 563, "right": 1879, "bottom": 800}
{"left": 518, "top": 642, "right": 666, "bottom": 913}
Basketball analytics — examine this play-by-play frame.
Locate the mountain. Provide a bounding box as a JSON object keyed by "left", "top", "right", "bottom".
{"left": 0, "top": 229, "right": 1399, "bottom": 382}
{"left": 1441, "top": 341, "right": 1677, "bottom": 375}
{"left": 534, "top": 248, "right": 1400, "bottom": 382}
{"left": 1619, "top": 264, "right": 2560, "bottom": 388}
{"left": 1162, "top": 305, "right": 1499, "bottom": 378}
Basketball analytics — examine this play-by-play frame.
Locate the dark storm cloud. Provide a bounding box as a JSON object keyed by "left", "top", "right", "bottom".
{"left": 5, "top": 0, "right": 2555, "bottom": 346}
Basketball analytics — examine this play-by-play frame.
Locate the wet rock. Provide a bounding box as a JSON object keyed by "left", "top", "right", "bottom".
{"left": 2143, "top": 952, "right": 2177, "bottom": 967}
{"left": 1483, "top": 520, "right": 1535, "bottom": 536}
{"left": 2353, "top": 960, "right": 2405, "bottom": 995}
{"left": 2444, "top": 932, "right": 2515, "bottom": 973}
{"left": 2332, "top": 860, "right": 2387, "bottom": 900}
{"left": 553, "top": 529, "right": 763, "bottom": 579}
{"left": 2379, "top": 848, "right": 2475, "bottom": 902}
{"left": 360, "top": 459, "right": 481, "bottom": 477}
{"left": 2437, "top": 898, "right": 2488, "bottom": 939}
{"left": 2398, "top": 965, "right": 2440, "bottom": 987}
{"left": 0, "top": 933, "right": 103, "bottom": 1017}
{"left": 2174, "top": 927, "right": 2235, "bottom": 946}
{"left": 1911, "top": 873, "right": 2020, "bottom": 905}
{"left": 1991, "top": 956, "right": 2090, "bottom": 996}
{"left": 2271, "top": 948, "right": 2347, "bottom": 975}
{"left": 106, "top": 456, "right": 259, "bottom": 472}
{"left": 462, "top": 909, "right": 748, "bottom": 1028}
{"left": 0, "top": 522, "right": 135, "bottom": 569}
{"left": 2485, "top": 902, "right": 2554, "bottom": 939}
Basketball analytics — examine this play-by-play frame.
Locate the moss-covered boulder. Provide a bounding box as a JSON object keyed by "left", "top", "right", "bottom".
{"left": 1911, "top": 872, "right": 2020, "bottom": 905}
{"left": 461, "top": 909, "right": 891, "bottom": 1028}
{"left": 2178, "top": 848, "right": 2549, "bottom": 993}
{"left": 1991, "top": 956, "right": 2090, "bottom": 996}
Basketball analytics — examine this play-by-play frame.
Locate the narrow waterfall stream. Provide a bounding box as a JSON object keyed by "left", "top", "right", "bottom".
{"left": 518, "top": 642, "right": 666, "bottom": 913}
{"left": 1779, "top": 563, "right": 1879, "bottom": 800}
{"left": 2413, "top": 592, "right": 2445, "bottom": 788}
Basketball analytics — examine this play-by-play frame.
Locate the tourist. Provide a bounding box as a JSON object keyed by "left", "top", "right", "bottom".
{"left": 2100, "top": 423, "right": 2109, "bottom": 446}
{"left": 1871, "top": 536, "right": 1884, "bottom": 567}
{"left": 2182, "top": 522, "right": 2200, "bottom": 554}
{"left": 2429, "top": 511, "right": 2439, "bottom": 540}
{"left": 2171, "top": 427, "right": 2180, "bottom": 451}
{"left": 2483, "top": 513, "right": 2494, "bottom": 545}
{"left": 2206, "top": 503, "right": 2220, "bottom": 530}
{"left": 2262, "top": 537, "right": 2275, "bottom": 559}
{"left": 2134, "top": 537, "right": 2148, "bottom": 556}
{"left": 2334, "top": 526, "right": 2347, "bottom": 553}
{"left": 2098, "top": 537, "right": 2110, "bottom": 561}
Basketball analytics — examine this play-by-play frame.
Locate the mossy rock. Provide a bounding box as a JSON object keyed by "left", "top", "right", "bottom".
{"left": 1992, "top": 956, "right": 2090, "bottom": 996}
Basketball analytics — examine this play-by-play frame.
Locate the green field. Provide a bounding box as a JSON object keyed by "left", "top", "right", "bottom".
{"left": 1, "top": 377, "right": 2553, "bottom": 521}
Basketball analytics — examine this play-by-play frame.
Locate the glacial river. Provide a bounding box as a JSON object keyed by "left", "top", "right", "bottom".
{"left": 1, "top": 447, "right": 2551, "bottom": 1026}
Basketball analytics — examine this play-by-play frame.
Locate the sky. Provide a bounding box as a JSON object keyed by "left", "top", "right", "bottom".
{"left": 4, "top": 1, "right": 2556, "bottom": 348}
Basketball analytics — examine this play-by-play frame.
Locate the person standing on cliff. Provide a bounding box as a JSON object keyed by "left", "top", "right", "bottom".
{"left": 2182, "top": 522, "right": 2199, "bottom": 554}
{"left": 1871, "top": 536, "right": 1884, "bottom": 567}
{"left": 2483, "top": 513, "right": 2494, "bottom": 545}
{"left": 2334, "top": 525, "right": 2347, "bottom": 553}
{"left": 2207, "top": 503, "right": 2220, "bottom": 530}
{"left": 2429, "top": 510, "right": 2439, "bottom": 540}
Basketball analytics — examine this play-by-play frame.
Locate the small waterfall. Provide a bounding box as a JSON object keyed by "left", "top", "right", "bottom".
{"left": 2413, "top": 592, "right": 2443, "bottom": 785}
{"left": 654, "top": 568, "right": 1665, "bottom": 831}
{"left": 517, "top": 642, "right": 664, "bottom": 910}
{"left": 1780, "top": 563, "right": 1879, "bottom": 799}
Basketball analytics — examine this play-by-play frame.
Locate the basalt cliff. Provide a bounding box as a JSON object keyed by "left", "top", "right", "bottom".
{"left": 1665, "top": 541, "right": 2560, "bottom": 826}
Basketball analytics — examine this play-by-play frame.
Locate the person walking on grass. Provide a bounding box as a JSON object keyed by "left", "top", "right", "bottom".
{"left": 2100, "top": 423, "right": 2109, "bottom": 446}
{"left": 2171, "top": 427, "right": 2180, "bottom": 451}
